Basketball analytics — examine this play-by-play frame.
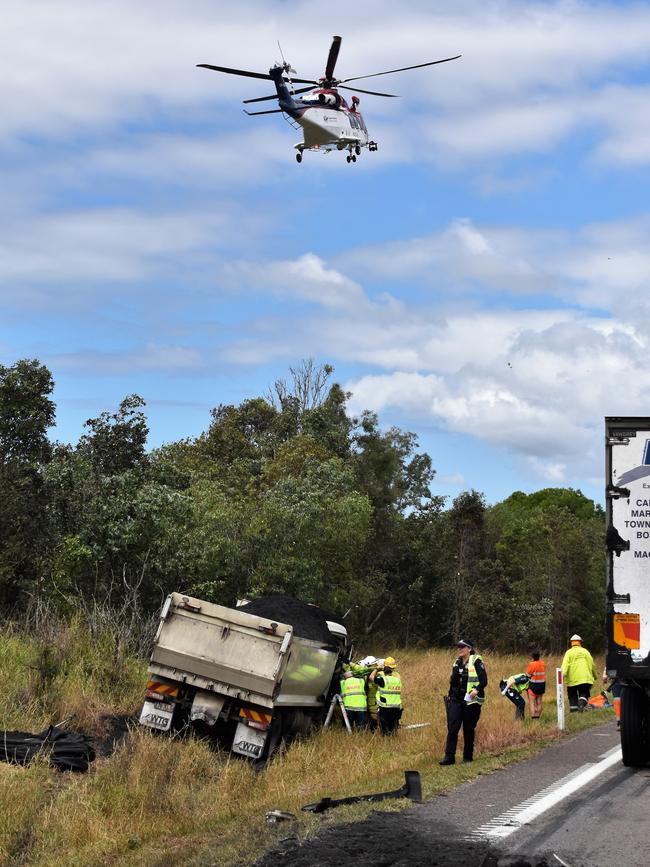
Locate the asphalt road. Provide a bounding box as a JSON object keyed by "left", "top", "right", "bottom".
{"left": 426, "top": 720, "right": 640, "bottom": 866}
{"left": 257, "top": 720, "right": 645, "bottom": 867}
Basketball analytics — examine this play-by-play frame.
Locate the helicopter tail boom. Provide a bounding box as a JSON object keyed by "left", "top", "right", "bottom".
{"left": 268, "top": 65, "right": 306, "bottom": 120}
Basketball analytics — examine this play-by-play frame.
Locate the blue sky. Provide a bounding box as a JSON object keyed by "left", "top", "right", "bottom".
{"left": 4, "top": 0, "right": 650, "bottom": 505}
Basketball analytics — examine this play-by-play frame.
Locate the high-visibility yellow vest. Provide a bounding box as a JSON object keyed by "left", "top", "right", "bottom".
{"left": 508, "top": 673, "right": 529, "bottom": 694}
{"left": 367, "top": 679, "right": 379, "bottom": 713}
{"left": 466, "top": 655, "right": 485, "bottom": 705}
{"left": 377, "top": 673, "right": 402, "bottom": 709}
{"left": 340, "top": 676, "right": 367, "bottom": 710}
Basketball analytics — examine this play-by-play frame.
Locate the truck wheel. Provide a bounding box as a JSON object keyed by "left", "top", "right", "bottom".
{"left": 252, "top": 712, "right": 284, "bottom": 770}
{"left": 621, "top": 684, "right": 650, "bottom": 767}
{"left": 283, "top": 708, "right": 315, "bottom": 740}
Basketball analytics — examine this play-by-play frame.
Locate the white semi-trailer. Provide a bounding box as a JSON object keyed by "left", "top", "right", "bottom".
{"left": 138, "top": 592, "right": 350, "bottom": 761}
{"left": 605, "top": 417, "right": 650, "bottom": 766}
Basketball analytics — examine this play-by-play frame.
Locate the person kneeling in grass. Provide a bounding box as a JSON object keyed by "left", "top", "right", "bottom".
{"left": 500, "top": 673, "right": 530, "bottom": 720}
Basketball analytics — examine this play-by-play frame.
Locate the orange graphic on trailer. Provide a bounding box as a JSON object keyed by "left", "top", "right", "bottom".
{"left": 613, "top": 613, "right": 641, "bottom": 649}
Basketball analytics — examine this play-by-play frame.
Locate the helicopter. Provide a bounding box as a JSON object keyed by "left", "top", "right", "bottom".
{"left": 198, "top": 36, "right": 460, "bottom": 164}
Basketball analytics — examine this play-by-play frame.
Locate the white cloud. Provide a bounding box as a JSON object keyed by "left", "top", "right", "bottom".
{"left": 4, "top": 0, "right": 650, "bottom": 170}
{"left": 50, "top": 343, "right": 203, "bottom": 375}
{"left": 222, "top": 253, "right": 370, "bottom": 310}
{"left": 214, "top": 210, "right": 650, "bottom": 483}
{"left": 0, "top": 206, "right": 242, "bottom": 294}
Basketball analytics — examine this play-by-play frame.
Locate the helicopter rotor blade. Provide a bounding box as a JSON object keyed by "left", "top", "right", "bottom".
{"left": 338, "top": 84, "right": 398, "bottom": 97}
{"left": 244, "top": 93, "right": 283, "bottom": 104}
{"left": 197, "top": 63, "right": 274, "bottom": 81}
{"left": 340, "top": 54, "right": 461, "bottom": 85}
{"left": 325, "top": 35, "right": 342, "bottom": 81}
{"left": 244, "top": 107, "right": 284, "bottom": 116}
{"left": 243, "top": 85, "right": 315, "bottom": 104}
{"left": 197, "top": 63, "right": 316, "bottom": 86}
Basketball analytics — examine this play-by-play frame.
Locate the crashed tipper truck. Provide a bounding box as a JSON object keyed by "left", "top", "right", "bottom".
{"left": 139, "top": 593, "right": 350, "bottom": 760}
{"left": 605, "top": 416, "right": 650, "bottom": 766}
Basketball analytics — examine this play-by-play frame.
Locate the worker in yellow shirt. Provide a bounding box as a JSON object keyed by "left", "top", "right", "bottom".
{"left": 561, "top": 634, "right": 596, "bottom": 712}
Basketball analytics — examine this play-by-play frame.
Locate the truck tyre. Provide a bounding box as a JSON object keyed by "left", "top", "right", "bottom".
{"left": 621, "top": 684, "right": 650, "bottom": 767}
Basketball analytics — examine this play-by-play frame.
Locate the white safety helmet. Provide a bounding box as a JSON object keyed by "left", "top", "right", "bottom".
{"left": 570, "top": 634, "right": 582, "bottom": 642}
{"left": 358, "top": 655, "right": 377, "bottom": 666}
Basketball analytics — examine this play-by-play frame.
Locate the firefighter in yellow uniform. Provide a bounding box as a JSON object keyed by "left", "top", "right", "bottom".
{"left": 561, "top": 634, "right": 597, "bottom": 712}
{"left": 340, "top": 670, "right": 367, "bottom": 728}
{"left": 369, "top": 657, "right": 402, "bottom": 735}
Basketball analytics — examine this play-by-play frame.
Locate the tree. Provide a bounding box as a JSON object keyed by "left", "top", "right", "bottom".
{"left": 435, "top": 490, "right": 490, "bottom": 643}
{"left": 78, "top": 395, "right": 148, "bottom": 475}
{"left": 0, "top": 360, "right": 56, "bottom": 608}
{"left": 488, "top": 488, "right": 605, "bottom": 651}
{"left": 0, "top": 359, "right": 55, "bottom": 465}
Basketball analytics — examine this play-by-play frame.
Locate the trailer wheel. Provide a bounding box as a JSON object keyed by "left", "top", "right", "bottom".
{"left": 621, "top": 684, "right": 650, "bottom": 767}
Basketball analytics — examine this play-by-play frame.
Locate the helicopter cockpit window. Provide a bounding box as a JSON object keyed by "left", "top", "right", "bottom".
{"left": 319, "top": 93, "right": 338, "bottom": 107}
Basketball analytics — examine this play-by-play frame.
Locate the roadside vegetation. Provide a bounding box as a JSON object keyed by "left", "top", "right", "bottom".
{"left": 0, "top": 618, "right": 612, "bottom": 867}
{"left": 1, "top": 358, "right": 604, "bottom": 653}
{"left": 0, "top": 356, "right": 611, "bottom": 863}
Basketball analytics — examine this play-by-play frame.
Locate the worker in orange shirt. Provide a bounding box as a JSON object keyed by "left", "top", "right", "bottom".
{"left": 526, "top": 650, "right": 546, "bottom": 719}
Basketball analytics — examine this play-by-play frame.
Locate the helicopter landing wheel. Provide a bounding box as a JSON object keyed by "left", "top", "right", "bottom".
{"left": 355, "top": 146, "right": 361, "bottom": 156}
{"left": 351, "top": 154, "right": 356, "bottom": 162}
{"left": 296, "top": 152, "right": 302, "bottom": 164}
{"left": 346, "top": 155, "right": 351, "bottom": 163}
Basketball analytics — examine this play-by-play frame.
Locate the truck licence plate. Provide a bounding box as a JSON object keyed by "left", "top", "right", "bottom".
{"left": 139, "top": 700, "right": 174, "bottom": 731}
{"left": 232, "top": 720, "right": 267, "bottom": 758}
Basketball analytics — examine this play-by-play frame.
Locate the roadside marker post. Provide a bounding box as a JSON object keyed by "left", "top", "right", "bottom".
{"left": 556, "top": 667, "right": 565, "bottom": 731}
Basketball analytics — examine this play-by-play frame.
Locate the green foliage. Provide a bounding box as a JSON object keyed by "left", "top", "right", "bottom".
{"left": 0, "top": 360, "right": 56, "bottom": 606}
{"left": 0, "top": 358, "right": 606, "bottom": 653}
{"left": 0, "top": 359, "right": 55, "bottom": 465}
{"left": 78, "top": 394, "right": 148, "bottom": 475}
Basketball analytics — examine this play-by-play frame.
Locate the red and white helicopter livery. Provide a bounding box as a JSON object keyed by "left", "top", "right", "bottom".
{"left": 198, "top": 36, "right": 460, "bottom": 164}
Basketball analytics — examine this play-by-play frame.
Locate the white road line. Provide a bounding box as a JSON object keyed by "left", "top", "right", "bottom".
{"left": 472, "top": 747, "right": 623, "bottom": 840}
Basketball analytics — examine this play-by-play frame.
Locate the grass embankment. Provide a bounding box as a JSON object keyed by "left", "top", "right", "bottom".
{"left": 0, "top": 625, "right": 612, "bottom": 866}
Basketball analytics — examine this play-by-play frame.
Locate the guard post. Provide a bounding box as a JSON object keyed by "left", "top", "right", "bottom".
{"left": 556, "top": 666, "right": 565, "bottom": 731}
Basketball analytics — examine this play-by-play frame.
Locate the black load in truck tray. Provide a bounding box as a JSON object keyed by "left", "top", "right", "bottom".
{"left": 237, "top": 594, "right": 344, "bottom": 644}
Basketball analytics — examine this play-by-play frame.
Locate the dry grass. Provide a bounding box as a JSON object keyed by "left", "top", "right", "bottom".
{"left": 0, "top": 628, "right": 610, "bottom": 866}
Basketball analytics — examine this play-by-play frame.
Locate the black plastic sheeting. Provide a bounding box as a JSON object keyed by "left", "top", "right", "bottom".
{"left": 0, "top": 725, "right": 96, "bottom": 772}
{"left": 238, "top": 595, "right": 345, "bottom": 643}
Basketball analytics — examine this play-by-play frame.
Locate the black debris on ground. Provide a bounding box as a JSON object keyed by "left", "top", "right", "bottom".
{"left": 238, "top": 595, "right": 344, "bottom": 644}
{"left": 0, "top": 725, "right": 96, "bottom": 772}
{"left": 94, "top": 713, "right": 135, "bottom": 757}
{"left": 253, "top": 810, "right": 553, "bottom": 867}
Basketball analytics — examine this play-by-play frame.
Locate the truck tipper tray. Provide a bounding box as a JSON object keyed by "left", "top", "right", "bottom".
{"left": 149, "top": 593, "right": 293, "bottom": 709}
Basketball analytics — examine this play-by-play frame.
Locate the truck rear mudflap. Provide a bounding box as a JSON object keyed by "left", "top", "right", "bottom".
{"left": 139, "top": 678, "right": 180, "bottom": 732}
{"left": 231, "top": 707, "right": 274, "bottom": 759}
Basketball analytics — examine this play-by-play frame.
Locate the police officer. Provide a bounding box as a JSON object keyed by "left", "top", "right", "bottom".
{"left": 340, "top": 669, "right": 368, "bottom": 728}
{"left": 440, "top": 639, "right": 487, "bottom": 765}
{"left": 369, "top": 656, "right": 402, "bottom": 734}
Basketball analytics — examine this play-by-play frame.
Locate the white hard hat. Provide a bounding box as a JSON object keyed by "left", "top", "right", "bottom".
{"left": 358, "top": 656, "right": 377, "bottom": 666}
{"left": 570, "top": 634, "right": 582, "bottom": 642}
